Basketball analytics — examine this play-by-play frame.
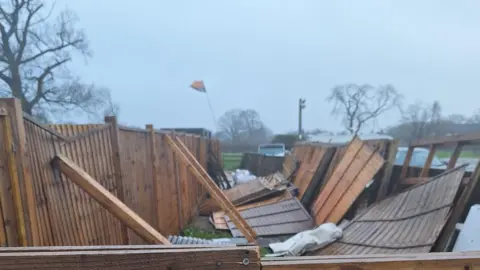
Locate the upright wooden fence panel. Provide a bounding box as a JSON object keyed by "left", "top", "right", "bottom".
{"left": 24, "top": 121, "right": 124, "bottom": 246}
{"left": 0, "top": 98, "right": 215, "bottom": 246}
{"left": 118, "top": 128, "right": 152, "bottom": 244}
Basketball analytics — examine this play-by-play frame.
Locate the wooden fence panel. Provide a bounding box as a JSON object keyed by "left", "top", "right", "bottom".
{"left": 155, "top": 133, "right": 180, "bottom": 235}
{"left": 24, "top": 121, "right": 124, "bottom": 246}
{"left": 0, "top": 98, "right": 215, "bottom": 247}
{"left": 118, "top": 128, "right": 151, "bottom": 244}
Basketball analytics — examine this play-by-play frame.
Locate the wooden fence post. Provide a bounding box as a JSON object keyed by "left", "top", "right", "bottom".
{"left": 104, "top": 116, "right": 129, "bottom": 245}
{"left": 0, "top": 106, "right": 19, "bottom": 246}
{"left": 0, "top": 98, "right": 39, "bottom": 246}
{"left": 146, "top": 125, "right": 162, "bottom": 231}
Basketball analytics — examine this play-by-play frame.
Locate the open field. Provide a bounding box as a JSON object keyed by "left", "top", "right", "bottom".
{"left": 436, "top": 150, "right": 480, "bottom": 158}
{"left": 222, "top": 152, "right": 243, "bottom": 170}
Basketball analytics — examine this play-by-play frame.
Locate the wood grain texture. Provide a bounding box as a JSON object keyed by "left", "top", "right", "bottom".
{"left": 293, "top": 147, "right": 327, "bottom": 199}
{"left": 105, "top": 116, "right": 129, "bottom": 244}
{"left": 165, "top": 135, "right": 257, "bottom": 243}
{"left": 1, "top": 114, "right": 27, "bottom": 246}
{"left": 0, "top": 98, "right": 217, "bottom": 246}
{"left": 0, "top": 108, "right": 19, "bottom": 246}
{"left": 0, "top": 246, "right": 260, "bottom": 270}
{"left": 316, "top": 167, "right": 465, "bottom": 256}
{"left": 311, "top": 137, "right": 385, "bottom": 225}
{"left": 262, "top": 252, "right": 480, "bottom": 269}
{"left": 53, "top": 154, "right": 170, "bottom": 245}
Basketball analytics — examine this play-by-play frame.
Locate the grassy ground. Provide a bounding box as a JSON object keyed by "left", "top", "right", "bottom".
{"left": 183, "top": 226, "right": 271, "bottom": 256}
{"left": 222, "top": 152, "right": 243, "bottom": 170}
{"left": 436, "top": 150, "right": 480, "bottom": 158}
{"left": 183, "top": 227, "right": 232, "bottom": 239}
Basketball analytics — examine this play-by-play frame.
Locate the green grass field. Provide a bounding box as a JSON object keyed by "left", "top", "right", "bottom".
{"left": 436, "top": 150, "right": 480, "bottom": 159}
{"left": 222, "top": 152, "right": 243, "bottom": 171}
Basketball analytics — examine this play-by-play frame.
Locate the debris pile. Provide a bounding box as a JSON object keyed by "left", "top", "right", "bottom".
{"left": 198, "top": 134, "right": 480, "bottom": 256}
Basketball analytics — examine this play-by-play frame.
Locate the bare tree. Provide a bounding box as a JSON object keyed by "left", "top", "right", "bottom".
{"left": 217, "top": 109, "right": 245, "bottom": 143}
{"left": 399, "top": 100, "right": 442, "bottom": 142}
{"left": 217, "top": 108, "right": 271, "bottom": 144}
{"left": 447, "top": 114, "right": 468, "bottom": 124}
{"left": 327, "top": 84, "right": 402, "bottom": 135}
{"left": 0, "top": 0, "right": 109, "bottom": 120}
{"left": 102, "top": 89, "right": 120, "bottom": 119}
{"left": 469, "top": 109, "right": 480, "bottom": 124}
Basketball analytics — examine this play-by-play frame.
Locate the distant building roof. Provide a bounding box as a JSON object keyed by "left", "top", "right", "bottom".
{"left": 307, "top": 134, "right": 394, "bottom": 145}
{"left": 160, "top": 128, "right": 212, "bottom": 137}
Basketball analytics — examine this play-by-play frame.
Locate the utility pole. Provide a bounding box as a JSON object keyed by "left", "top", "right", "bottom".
{"left": 298, "top": 98, "right": 306, "bottom": 139}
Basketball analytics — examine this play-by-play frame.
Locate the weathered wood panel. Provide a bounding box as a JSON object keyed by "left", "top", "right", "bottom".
{"left": 311, "top": 138, "right": 385, "bottom": 225}
{"left": 0, "top": 245, "right": 260, "bottom": 270}
{"left": 261, "top": 252, "right": 480, "bottom": 269}
{"left": 0, "top": 97, "right": 216, "bottom": 247}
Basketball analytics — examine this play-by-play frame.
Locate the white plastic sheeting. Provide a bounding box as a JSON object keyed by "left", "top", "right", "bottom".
{"left": 232, "top": 169, "right": 256, "bottom": 185}
{"left": 267, "top": 223, "right": 343, "bottom": 257}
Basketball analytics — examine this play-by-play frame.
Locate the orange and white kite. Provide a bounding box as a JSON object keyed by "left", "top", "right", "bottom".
{"left": 190, "top": 80, "right": 206, "bottom": 92}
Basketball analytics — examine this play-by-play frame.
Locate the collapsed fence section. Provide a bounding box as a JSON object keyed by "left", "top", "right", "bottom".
{"left": 0, "top": 98, "right": 220, "bottom": 247}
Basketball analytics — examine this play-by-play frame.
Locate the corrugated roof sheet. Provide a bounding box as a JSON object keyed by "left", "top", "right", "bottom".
{"left": 314, "top": 166, "right": 466, "bottom": 255}
{"left": 167, "top": 235, "right": 249, "bottom": 245}
{"left": 225, "top": 198, "right": 314, "bottom": 238}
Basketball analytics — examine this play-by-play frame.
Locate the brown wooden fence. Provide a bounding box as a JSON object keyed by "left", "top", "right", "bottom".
{"left": 0, "top": 98, "right": 220, "bottom": 247}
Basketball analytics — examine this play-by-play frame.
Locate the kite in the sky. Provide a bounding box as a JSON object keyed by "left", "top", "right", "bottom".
{"left": 190, "top": 80, "right": 206, "bottom": 92}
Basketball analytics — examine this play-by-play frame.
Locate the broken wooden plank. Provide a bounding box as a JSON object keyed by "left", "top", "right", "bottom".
{"left": 420, "top": 144, "right": 437, "bottom": 177}
{"left": 164, "top": 135, "right": 257, "bottom": 243}
{"left": 401, "top": 176, "right": 430, "bottom": 185}
{"left": 375, "top": 140, "right": 399, "bottom": 201}
{"left": 225, "top": 198, "right": 314, "bottom": 238}
{"left": 311, "top": 137, "right": 385, "bottom": 225}
{"left": 51, "top": 154, "right": 171, "bottom": 245}
{"left": 293, "top": 147, "right": 328, "bottom": 200}
{"left": 399, "top": 146, "right": 414, "bottom": 180}
{"left": 447, "top": 142, "right": 464, "bottom": 169}
{"left": 300, "top": 146, "right": 336, "bottom": 208}
{"left": 316, "top": 166, "right": 465, "bottom": 255}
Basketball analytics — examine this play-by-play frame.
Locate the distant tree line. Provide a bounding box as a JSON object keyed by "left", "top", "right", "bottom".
{"left": 215, "top": 83, "right": 480, "bottom": 152}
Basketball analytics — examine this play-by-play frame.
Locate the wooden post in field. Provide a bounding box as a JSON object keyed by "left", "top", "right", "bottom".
{"left": 104, "top": 116, "right": 129, "bottom": 245}
{"left": 146, "top": 124, "right": 162, "bottom": 231}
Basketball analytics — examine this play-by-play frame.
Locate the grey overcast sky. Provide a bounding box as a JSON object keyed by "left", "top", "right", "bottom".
{"left": 55, "top": 0, "right": 480, "bottom": 133}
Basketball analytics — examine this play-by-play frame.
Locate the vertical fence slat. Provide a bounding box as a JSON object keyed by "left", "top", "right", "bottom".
{"left": 5, "top": 100, "right": 38, "bottom": 246}
{"left": 0, "top": 99, "right": 216, "bottom": 246}
{"left": 0, "top": 108, "right": 18, "bottom": 246}
{"left": 105, "top": 117, "right": 128, "bottom": 244}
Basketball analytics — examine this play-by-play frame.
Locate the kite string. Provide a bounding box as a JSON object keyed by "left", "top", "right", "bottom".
{"left": 205, "top": 92, "right": 217, "bottom": 128}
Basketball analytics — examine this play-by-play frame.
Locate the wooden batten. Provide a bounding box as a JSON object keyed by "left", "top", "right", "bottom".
{"left": 52, "top": 154, "right": 170, "bottom": 245}
{"left": 164, "top": 134, "right": 257, "bottom": 243}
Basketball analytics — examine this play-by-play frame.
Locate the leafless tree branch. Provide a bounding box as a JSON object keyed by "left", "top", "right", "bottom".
{"left": 0, "top": 0, "right": 107, "bottom": 121}
{"left": 327, "top": 83, "right": 403, "bottom": 135}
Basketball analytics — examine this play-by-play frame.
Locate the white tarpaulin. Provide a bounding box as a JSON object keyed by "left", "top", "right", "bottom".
{"left": 232, "top": 169, "right": 256, "bottom": 184}
{"left": 267, "top": 223, "right": 343, "bottom": 257}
